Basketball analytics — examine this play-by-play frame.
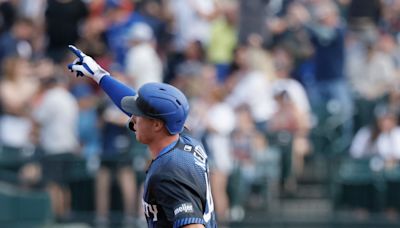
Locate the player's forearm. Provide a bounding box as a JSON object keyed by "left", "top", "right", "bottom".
{"left": 67, "top": 45, "right": 136, "bottom": 116}
{"left": 99, "top": 75, "right": 137, "bottom": 116}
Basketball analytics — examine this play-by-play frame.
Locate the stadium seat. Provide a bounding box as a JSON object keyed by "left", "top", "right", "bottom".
{"left": 0, "top": 146, "right": 28, "bottom": 171}
{"left": 0, "top": 182, "right": 53, "bottom": 226}
{"left": 384, "top": 166, "right": 400, "bottom": 210}
{"left": 266, "top": 131, "right": 293, "bottom": 193}
{"left": 333, "top": 157, "right": 385, "bottom": 211}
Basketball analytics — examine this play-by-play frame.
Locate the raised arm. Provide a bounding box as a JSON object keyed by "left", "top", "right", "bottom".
{"left": 67, "top": 45, "right": 136, "bottom": 116}
{"left": 99, "top": 75, "right": 136, "bottom": 116}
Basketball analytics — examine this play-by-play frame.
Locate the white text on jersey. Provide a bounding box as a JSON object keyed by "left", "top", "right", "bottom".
{"left": 142, "top": 199, "right": 158, "bottom": 221}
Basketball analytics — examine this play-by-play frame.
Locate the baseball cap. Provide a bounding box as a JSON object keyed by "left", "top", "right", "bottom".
{"left": 121, "top": 82, "right": 189, "bottom": 134}
{"left": 128, "top": 22, "right": 153, "bottom": 42}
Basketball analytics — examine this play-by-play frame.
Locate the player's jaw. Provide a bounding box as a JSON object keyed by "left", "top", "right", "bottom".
{"left": 132, "top": 116, "right": 158, "bottom": 144}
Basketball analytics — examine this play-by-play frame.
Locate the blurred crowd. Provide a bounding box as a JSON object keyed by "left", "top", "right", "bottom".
{"left": 1, "top": 0, "right": 400, "bottom": 226}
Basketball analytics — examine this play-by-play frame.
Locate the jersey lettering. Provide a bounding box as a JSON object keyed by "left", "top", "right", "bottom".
{"left": 142, "top": 199, "right": 158, "bottom": 221}
{"left": 174, "top": 203, "right": 194, "bottom": 216}
{"left": 203, "top": 173, "right": 214, "bottom": 222}
{"left": 193, "top": 145, "right": 207, "bottom": 170}
{"left": 191, "top": 145, "right": 214, "bottom": 222}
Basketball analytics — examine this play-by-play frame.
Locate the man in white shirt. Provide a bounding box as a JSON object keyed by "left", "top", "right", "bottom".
{"left": 125, "top": 22, "right": 163, "bottom": 88}
{"left": 32, "top": 70, "right": 79, "bottom": 221}
{"left": 168, "top": 0, "right": 216, "bottom": 52}
{"left": 225, "top": 46, "right": 276, "bottom": 133}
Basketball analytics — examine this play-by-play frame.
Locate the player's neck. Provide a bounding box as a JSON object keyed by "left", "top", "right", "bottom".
{"left": 148, "top": 134, "right": 179, "bottom": 159}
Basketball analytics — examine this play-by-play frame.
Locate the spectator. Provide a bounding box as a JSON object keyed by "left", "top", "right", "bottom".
{"left": 246, "top": 34, "right": 277, "bottom": 83}
{"left": 225, "top": 45, "right": 276, "bottom": 134}
{"left": 0, "top": 17, "right": 35, "bottom": 70}
{"left": 0, "top": 56, "right": 38, "bottom": 190}
{"left": 346, "top": 0, "right": 382, "bottom": 43}
{"left": 381, "top": 0, "right": 400, "bottom": 38}
{"left": 45, "top": 0, "right": 88, "bottom": 63}
{"left": 31, "top": 62, "right": 79, "bottom": 221}
{"left": 347, "top": 33, "right": 397, "bottom": 130}
{"left": 268, "top": 1, "right": 315, "bottom": 84}
{"left": 388, "top": 85, "right": 400, "bottom": 120}
{"left": 378, "top": 33, "right": 400, "bottom": 73}
{"left": 271, "top": 47, "right": 311, "bottom": 120}
{"left": 0, "top": 56, "right": 37, "bottom": 151}
{"left": 206, "top": 87, "right": 235, "bottom": 223}
{"left": 337, "top": 104, "right": 398, "bottom": 217}
{"left": 207, "top": 0, "right": 238, "bottom": 82}
{"left": 350, "top": 104, "right": 400, "bottom": 164}
{"left": 164, "top": 0, "right": 217, "bottom": 84}
{"left": 269, "top": 48, "right": 311, "bottom": 191}
{"left": 188, "top": 65, "right": 235, "bottom": 223}
{"left": 125, "top": 22, "right": 162, "bottom": 88}
{"left": 134, "top": 0, "right": 170, "bottom": 55}
{"left": 229, "top": 104, "right": 264, "bottom": 221}
{"left": 347, "top": 104, "right": 400, "bottom": 217}
{"left": 168, "top": 0, "right": 217, "bottom": 52}
{"left": 76, "top": 16, "right": 108, "bottom": 59}
{"left": 347, "top": 35, "right": 396, "bottom": 100}
{"left": 238, "top": 0, "right": 271, "bottom": 45}
{"left": 0, "top": 0, "right": 17, "bottom": 34}
{"left": 69, "top": 77, "right": 101, "bottom": 169}
{"left": 17, "top": 0, "right": 46, "bottom": 26}
{"left": 95, "top": 71, "right": 137, "bottom": 227}
{"left": 306, "top": 1, "right": 354, "bottom": 150}
{"left": 102, "top": 0, "right": 140, "bottom": 66}
{"left": 171, "top": 39, "right": 206, "bottom": 95}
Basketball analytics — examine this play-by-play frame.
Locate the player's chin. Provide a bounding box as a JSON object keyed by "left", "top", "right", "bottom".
{"left": 140, "top": 137, "right": 154, "bottom": 145}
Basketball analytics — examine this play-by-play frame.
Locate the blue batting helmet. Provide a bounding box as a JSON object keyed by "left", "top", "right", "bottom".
{"left": 121, "top": 82, "right": 189, "bottom": 135}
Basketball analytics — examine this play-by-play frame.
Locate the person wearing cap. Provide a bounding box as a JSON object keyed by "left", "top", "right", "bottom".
{"left": 125, "top": 22, "right": 162, "bottom": 88}
{"left": 67, "top": 45, "right": 217, "bottom": 228}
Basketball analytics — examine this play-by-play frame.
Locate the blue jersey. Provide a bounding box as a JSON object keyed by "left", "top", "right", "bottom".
{"left": 142, "top": 134, "right": 217, "bottom": 228}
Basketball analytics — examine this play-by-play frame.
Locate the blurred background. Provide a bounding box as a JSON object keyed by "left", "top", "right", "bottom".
{"left": 0, "top": 0, "right": 400, "bottom": 227}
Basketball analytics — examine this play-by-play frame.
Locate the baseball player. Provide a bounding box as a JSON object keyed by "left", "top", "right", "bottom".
{"left": 67, "top": 45, "right": 217, "bottom": 228}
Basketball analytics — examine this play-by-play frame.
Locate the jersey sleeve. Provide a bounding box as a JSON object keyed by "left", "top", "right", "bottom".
{"left": 99, "top": 75, "right": 136, "bottom": 116}
{"left": 152, "top": 174, "right": 206, "bottom": 228}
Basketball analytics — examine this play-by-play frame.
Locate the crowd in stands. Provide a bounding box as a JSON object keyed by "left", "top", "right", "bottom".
{"left": 0, "top": 0, "right": 400, "bottom": 226}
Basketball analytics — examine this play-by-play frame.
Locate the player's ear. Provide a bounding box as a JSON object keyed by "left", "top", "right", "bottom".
{"left": 153, "top": 119, "right": 164, "bottom": 132}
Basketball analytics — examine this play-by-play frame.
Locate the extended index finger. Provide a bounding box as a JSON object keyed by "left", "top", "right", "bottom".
{"left": 68, "top": 45, "right": 86, "bottom": 60}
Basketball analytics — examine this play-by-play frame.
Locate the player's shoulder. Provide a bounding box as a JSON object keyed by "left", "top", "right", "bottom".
{"left": 178, "top": 134, "right": 204, "bottom": 151}
{"left": 157, "top": 135, "right": 206, "bottom": 172}
{"left": 175, "top": 135, "right": 207, "bottom": 162}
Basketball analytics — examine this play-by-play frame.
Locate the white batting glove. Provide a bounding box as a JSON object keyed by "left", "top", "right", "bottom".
{"left": 67, "top": 45, "right": 109, "bottom": 83}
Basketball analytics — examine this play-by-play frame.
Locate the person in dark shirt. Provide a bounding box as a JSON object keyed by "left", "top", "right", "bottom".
{"left": 0, "top": 0, "right": 17, "bottom": 34}
{"left": 67, "top": 45, "right": 217, "bottom": 228}
{"left": 45, "top": 0, "right": 88, "bottom": 63}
